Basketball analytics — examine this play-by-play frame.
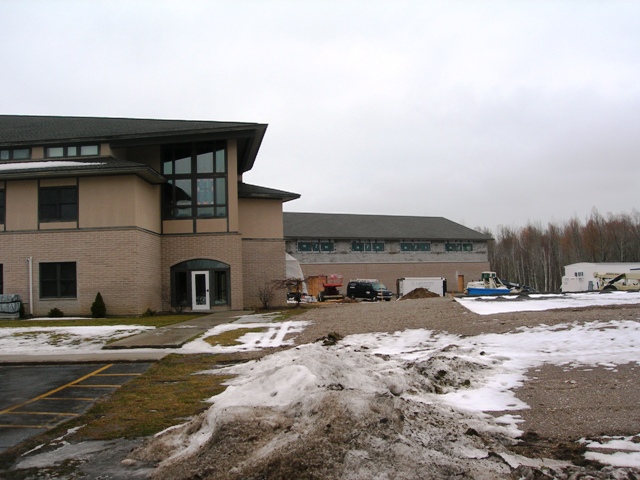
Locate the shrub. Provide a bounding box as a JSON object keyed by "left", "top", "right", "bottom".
{"left": 91, "top": 292, "right": 106, "bottom": 318}
{"left": 142, "top": 307, "right": 156, "bottom": 317}
{"left": 48, "top": 307, "right": 64, "bottom": 318}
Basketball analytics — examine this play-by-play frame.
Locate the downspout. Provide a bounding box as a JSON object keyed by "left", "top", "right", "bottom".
{"left": 27, "top": 257, "right": 33, "bottom": 316}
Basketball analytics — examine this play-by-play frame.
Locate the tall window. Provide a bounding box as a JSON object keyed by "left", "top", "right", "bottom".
{"left": 40, "top": 262, "right": 77, "bottom": 298}
{"left": 39, "top": 187, "right": 78, "bottom": 222}
{"left": 162, "top": 142, "right": 227, "bottom": 219}
{"left": 0, "top": 189, "right": 4, "bottom": 224}
{"left": 0, "top": 264, "right": 3, "bottom": 295}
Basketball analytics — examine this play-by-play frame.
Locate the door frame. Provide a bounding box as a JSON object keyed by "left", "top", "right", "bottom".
{"left": 191, "top": 271, "right": 210, "bottom": 310}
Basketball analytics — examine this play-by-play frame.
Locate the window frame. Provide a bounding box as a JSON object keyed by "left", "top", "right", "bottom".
{"left": 44, "top": 144, "right": 100, "bottom": 158}
{"left": 39, "top": 186, "right": 78, "bottom": 223}
{"left": 0, "top": 148, "right": 31, "bottom": 161}
{"left": 0, "top": 189, "right": 4, "bottom": 224}
{"left": 351, "top": 240, "right": 384, "bottom": 253}
{"left": 400, "top": 241, "right": 431, "bottom": 252}
{"left": 39, "top": 262, "right": 77, "bottom": 299}
{"left": 162, "top": 142, "right": 228, "bottom": 220}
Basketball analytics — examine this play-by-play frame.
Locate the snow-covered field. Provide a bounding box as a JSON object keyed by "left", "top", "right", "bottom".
{"left": 6, "top": 292, "right": 640, "bottom": 478}
{"left": 134, "top": 292, "right": 640, "bottom": 478}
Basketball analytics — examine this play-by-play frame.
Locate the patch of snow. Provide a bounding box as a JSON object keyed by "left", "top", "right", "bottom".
{"left": 0, "top": 161, "right": 105, "bottom": 171}
{"left": 456, "top": 290, "right": 640, "bottom": 315}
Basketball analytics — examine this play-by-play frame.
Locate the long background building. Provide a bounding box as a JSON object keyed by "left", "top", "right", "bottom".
{"left": 284, "top": 212, "right": 492, "bottom": 295}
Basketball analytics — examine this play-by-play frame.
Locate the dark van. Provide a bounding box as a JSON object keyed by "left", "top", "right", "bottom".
{"left": 346, "top": 279, "right": 393, "bottom": 301}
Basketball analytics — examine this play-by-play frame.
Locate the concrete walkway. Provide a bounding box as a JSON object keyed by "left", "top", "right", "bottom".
{"left": 0, "top": 310, "right": 249, "bottom": 364}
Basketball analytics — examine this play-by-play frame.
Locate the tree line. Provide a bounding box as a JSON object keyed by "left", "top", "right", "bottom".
{"left": 481, "top": 209, "right": 640, "bottom": 292}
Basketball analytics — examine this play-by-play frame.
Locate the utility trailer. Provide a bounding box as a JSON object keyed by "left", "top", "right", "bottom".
{"left": 396, "top": 277, "right": 446, "bottom": 298}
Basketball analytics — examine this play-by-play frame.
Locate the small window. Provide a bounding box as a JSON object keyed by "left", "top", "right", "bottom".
{"left": 445, "top": 242, "right": 463, "bottom": 252}
{"left": 462, "top": 243, "right": 473, "bottom": 252}
{"left": 297, "top": 241, "right": 314, "bottom": 252}
{"left": 40, "top": 262, "right": 77, "bottom": 298}
{"left": 320, "top": 241, "right": 334, "bottom": 252}
{"left": 39, "top": 186, "right": 78, "bottom": 222}
{"left": 400, "top": 242, "right": 431, "bottom": 252}
{"left": 0, "top": 189, "right": 4, "bottom": 224}
{"left": 45, "top": 145, "right": 99, "bottom": 158}
{"left": 351, "top": 241, "right": 383, "bottom": 252}
{"left": 0, "top": 148, "right": 31, "bottom": 161}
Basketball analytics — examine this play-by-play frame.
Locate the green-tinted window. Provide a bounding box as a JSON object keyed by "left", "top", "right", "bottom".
{"left": 163, "top": 142, "right": 227, "bottom": 220}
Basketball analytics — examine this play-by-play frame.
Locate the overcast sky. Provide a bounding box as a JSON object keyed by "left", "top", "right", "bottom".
{"left": 2, "top": 1, "right": 638, "bottom": 233}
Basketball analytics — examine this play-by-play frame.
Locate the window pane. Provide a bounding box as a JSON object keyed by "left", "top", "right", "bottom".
{"left": 60, "top": 204, "right": 78, "bottom": 221}
{"left": 0, "top": 150, "right": 8, "bottom": 160}
{"left": 215, "top": 149, "right": 226, "bottom": 173}
{"left": 175, "top": 206, "right": 192, "bottom": 218}
{"left": 196, "top": 146, "right": 214, "bottom": 173}
{"left": 197, "top": 206, "right": 214, "bottom": 217}
{"left": 60, "top": 188, "right": 76, "bottom": 203}
{"left": 40, "top": 205, "right": 58, "bottom": 222}
{"left": 174, "top": 179, "right": 192, "bottom": 205}
{"left": 67, "top": 146, "right": 78, "bottom": 156}
{"left": 46, "top": 147, "right": 64, "bottom": 158}
{"left": 40, "top": 263, "right": 57, "bottom": 281}
{"left": 80, "top": 145, "right": 99, "bottom": 156}
{"left": 197, "top": 179, "right": 214, "bottom": 205}
{"left": 41, "top": 280, "right": 58, "bottom": 297}
{"left": 174, "top": 146, "right": 191, "bottom": 174}
{"left": 163, "top": 160, "right": 173, "bottom": 175}
{"left": 216, "top": 206, "right": 226, "bottom": 217}
{"left": 215, "top": 178, "right": 226, "bottom": 205}
{"left": 13, "top": 149, "right": 30, "bottom": 159}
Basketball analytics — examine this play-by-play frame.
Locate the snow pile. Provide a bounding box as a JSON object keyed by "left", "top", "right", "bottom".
{"left": 580, "top": 434, "right": 640, "bottom": 468}
{"left": 135, "top": 320, "right": 640, "bottom": 479}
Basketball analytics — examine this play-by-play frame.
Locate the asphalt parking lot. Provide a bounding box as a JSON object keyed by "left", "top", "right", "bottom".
{"left": 0, "top": 363, "right": 151, "bottom": 452}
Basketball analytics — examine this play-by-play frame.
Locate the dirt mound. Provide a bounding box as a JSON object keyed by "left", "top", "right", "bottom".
{"left": 399, "top": 287, "right": 439, "bottom": 300}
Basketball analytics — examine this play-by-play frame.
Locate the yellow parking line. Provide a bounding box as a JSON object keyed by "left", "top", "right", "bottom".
{"left": 0, "top": 424, "right": 49, "bottom": 429}
{"left": 42, "top": 397, "right": 95, "bottom": 401}
{"left": 68, "top": 384, "right": 121, "bottom": 388}
{"left": 0, "top": 364, "right": 113, "bottom": 416}
{"left": 4, "top": 411, "right": 79, "bottom": 417}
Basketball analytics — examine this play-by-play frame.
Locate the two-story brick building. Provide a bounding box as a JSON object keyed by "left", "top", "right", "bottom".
{"left": 0, "top": 115, "right": 299, "bottom": 316}
{"left": 283, "top": 212, "right": 492, "bottom": 295}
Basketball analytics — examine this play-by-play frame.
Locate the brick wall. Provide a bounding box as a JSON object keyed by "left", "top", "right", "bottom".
{"left": 0, "top": 228, "right": 161, "bottom": 316}
{"left": 242, "top": 239, "right": 287, "bottom": 308}
{"left": 161, "top": 233, "right": 244, "bottom": 310}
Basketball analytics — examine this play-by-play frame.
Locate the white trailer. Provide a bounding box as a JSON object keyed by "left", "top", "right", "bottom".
{"left": 561, "top": 262, "right": 640, "bottom": 292}
{"left": 396, "top": 277, "right": 446, "bottom": 297}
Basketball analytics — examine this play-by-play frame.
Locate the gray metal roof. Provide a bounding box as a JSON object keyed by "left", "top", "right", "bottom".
{"left": 0, "top": 115, "right": 267, "bottom": 174}
{"left": 283, "top": 212, "right": 491, "bottom": 241}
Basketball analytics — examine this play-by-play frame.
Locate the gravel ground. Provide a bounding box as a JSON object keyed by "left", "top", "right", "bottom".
{"left": 290, "top": 296, "right": 640, "bottom": 442}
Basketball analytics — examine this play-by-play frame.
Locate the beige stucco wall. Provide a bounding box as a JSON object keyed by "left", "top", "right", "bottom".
{"left": 0, "top": 228, "right": 162, "bottom": 316}
{"left": 5, "top": 180, "right": 38, "bottom": 231}
{"left": 238, "top": 198, "right": 284, "bottom": 239}
{"left": 80, "top": 176, "right": 161, "bottom": 232}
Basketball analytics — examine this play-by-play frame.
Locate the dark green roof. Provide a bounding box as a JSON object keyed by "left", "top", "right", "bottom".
{"left": 283, "top": 212, "right": 491, "bottom": 241}
{"left": 0, "top": 115, "right": 267, "bottom": 173}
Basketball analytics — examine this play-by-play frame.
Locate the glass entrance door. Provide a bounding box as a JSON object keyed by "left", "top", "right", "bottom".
{"left": 191, "top": 271, "right": 210, "bottom": 310}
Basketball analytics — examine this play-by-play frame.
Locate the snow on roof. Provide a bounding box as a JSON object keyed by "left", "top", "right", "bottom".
{"left": 0, "top": 161, "right": 105, "bottom": 171}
